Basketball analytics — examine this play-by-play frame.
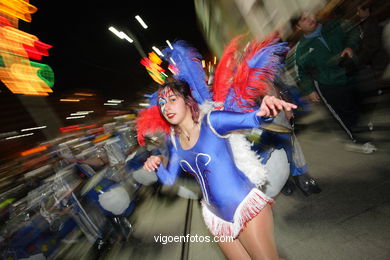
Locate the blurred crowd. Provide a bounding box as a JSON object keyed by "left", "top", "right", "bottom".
{"left": 0, "top": 115, "right": 164, "bottom": 259}
{"left": 283, "top": 0, "right": 390, "bottom": 152}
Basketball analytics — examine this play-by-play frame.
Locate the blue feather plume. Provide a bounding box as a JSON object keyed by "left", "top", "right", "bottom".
{"left": 247, "top": 42, "right": 289, "bottom": 69}
{"left": 144, "top": 92, "right": 158, "bottom": 107}
{"left": 162, "top": 41, "right": 211, "bottom": 104}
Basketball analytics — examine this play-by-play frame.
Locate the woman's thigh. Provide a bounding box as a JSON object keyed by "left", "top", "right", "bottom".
{"left": 238, "top": 204, "right": 280, "bottom": 260}
{"left": 217, "top": 238, "right": 251, "bottom": 260}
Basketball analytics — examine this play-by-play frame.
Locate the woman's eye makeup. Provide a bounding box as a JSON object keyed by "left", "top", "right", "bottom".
{"left": 158, "top": 97, "right": 167, "bottom": 107}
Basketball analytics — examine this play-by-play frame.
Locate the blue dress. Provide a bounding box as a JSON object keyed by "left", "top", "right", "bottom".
{"left": 156, "top": 110, "right": 273, "bottom": 238}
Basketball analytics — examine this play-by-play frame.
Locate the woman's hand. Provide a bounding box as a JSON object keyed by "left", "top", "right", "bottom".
{"left": 257, "top": 95, "right": 297, "bottom": 117}
{"left": 143, "top": 155, "right": 162, "bottom": 172}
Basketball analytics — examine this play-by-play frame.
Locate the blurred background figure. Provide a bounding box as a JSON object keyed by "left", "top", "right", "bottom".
{"left": 355, "top": 1, "right": 389, "bottom": 92}
{"left": 351, "top": 0, "right": 390, "bottom": 133}
{"left": 290, "top": 9, "right": 378, "bottom": 153}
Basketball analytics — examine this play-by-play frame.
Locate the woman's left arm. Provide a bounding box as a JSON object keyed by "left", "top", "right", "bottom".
{"left": 209, "top": 95, "right": 296, "bottom": 136}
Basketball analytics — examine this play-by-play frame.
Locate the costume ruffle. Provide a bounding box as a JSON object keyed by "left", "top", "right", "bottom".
{"left": 201, "top": 188, "right": 273, "bottom": 239}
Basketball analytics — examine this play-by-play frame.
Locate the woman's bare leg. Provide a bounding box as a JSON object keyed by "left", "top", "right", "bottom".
{"left": 217, "top": 238, "right": 251, "bottom": 260}
{"left": 238, "top": 204, "right": 282, "bottom": 260}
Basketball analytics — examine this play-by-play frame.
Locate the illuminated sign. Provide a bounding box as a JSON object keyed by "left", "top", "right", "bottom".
{"left": 140, "top": 51, "right": 166, "bottom": 84}
{"left": 0, "top": 14, "right": 54, "bottom": 95}
{"left": 0, "top": 0, "right": 37, "bottom": 22}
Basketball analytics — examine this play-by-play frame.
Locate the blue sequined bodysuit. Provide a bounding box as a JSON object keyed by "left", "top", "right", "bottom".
{"left": 157, "top": 110, "right": 271, "bottom": 222}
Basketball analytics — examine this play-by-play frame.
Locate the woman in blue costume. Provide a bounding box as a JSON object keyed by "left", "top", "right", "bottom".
{"left": 143, "top": 79, "right": 296, "bottom": 260}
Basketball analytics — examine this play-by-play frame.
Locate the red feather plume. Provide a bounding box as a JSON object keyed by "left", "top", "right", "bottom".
{"left": 135, "top": 105, "right": 170, "bottom": 146}
{"left": 233, "top": 33, "right": 280, "bottom": 107}
{"left": 212, "top": 34, "right": 244, "bottom": 105}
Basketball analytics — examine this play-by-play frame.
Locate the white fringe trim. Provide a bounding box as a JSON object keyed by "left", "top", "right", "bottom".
{"left": 201, "top": 188, "right": 273, "bottom": 239}
{"left": 228, "top": 133, "right": 268, "bottom": 187}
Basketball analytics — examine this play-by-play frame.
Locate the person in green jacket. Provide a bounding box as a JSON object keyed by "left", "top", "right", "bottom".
{"left": 290, "top": 11, "right": 377, "bottom": 153}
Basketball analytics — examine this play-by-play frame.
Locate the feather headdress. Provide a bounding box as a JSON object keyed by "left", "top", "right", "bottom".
{"left": 136, "top": 35, "right": 289, "bottom": 145}
{"left": 162, "top": 41, "right": 211, "bottom": 104}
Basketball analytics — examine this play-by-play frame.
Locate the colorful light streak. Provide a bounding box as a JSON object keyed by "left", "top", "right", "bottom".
{"left": 140, "top": 52, "right": 166, "bottom": 84}
{"left": 92, "top": 134, "right": 111, "bottom": 144}
{"left": 20, "top": 145, "right": 47, "bottom": 156}
{"left": 168, "top": 64, "right": 178, "bottom": 75}
{"left": 60, "top": 99, "right": 80, "bottom": 102}
{"left": 0, "top": 16, "right": 54, "bottom": 96}
{"left": 59, "top": 124, "right": 97, "bottom": 133}
{"left": 74, "top": 92, "right": 95, "bottom": 96}
{"left": 0, "top": 0, "right": 37, "bottom": 23}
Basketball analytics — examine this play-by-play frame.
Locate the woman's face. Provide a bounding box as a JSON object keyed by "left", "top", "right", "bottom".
{"left": 158, "top": 87, "right": 189, "bottom": 125}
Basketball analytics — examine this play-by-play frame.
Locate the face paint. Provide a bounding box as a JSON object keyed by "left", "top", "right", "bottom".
{"left": 158, "top": 97, "right": 167, "bottom": 114}
{"left": 158, "top": 87, "right": 175, "bottom": 114}
{"left": 159, "top": 87, "right": 174, "bottom": 99}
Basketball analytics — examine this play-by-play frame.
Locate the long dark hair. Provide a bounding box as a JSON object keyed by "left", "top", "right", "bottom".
{"left": 158, "top": 79, "right": 200, "bottom": 133}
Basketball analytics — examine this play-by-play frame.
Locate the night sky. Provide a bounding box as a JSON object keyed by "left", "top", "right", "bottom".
{"left": 26, "top": 0, "right": 211, "bottom": 103}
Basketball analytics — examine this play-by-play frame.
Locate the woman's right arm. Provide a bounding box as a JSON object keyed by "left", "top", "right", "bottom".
{"left": 143, "top": 139, "right": 181, "bottom": 186}
{"left": 209, "top": 95, "right": 296, "bottom": 136}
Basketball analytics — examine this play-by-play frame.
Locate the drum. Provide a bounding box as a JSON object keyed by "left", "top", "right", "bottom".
{"left": 260, "top": 110, "right": 292, "bottom": 134}
{"left": 262, "top": 148, "right": 290, "bottom": 198}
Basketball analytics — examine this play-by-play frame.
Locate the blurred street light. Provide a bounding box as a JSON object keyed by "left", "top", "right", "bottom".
{"left": 60, "top": 98, "right": 80, "bottom": 102}
{"left": 6, "top": 133, "right": 34, "bottom": 140}
{"left": 108, "top": 26, "right": 122, "bottom": 38}
{"left": 66, "top": 116, "right": 86, "bottom": 120}
{"left": 21, "top": 126, "right": 47, "bottom": 132}
{"left": 166, "top": 40, "right": 173, "bottom": 49}
{"left": 108, "top": 26, "right": 133, "bottom": 43}
{"left": 152, "top": 46, "right": 164, "bottom": 57}
{"left": 107, "top": 99, "right": 123, "bottom": 103}
{"left": 135, "top": 15, "right": 148, "bottom": 29}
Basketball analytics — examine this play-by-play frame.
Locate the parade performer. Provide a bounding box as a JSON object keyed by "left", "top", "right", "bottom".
{"left": 136, "top": 36, "right": 296, "bottom": 259}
